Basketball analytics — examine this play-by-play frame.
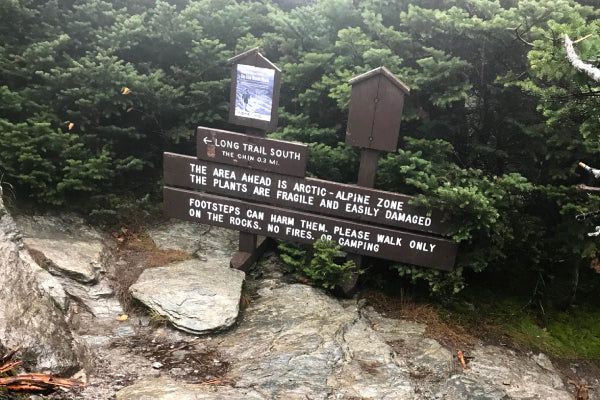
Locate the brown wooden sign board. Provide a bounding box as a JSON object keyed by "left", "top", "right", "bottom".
{"left": 228, "top": 48, "right": 281, "bottom": 132}
{"left": 163, "top": 152, "right": 453, "bottom": 235}
{"left": 164, "top": 187, "right": 457, "bottom": 270}
{"left": 346, "top": 67, "right": 410, "bottom": 152}
{"left": 196, "top": 126, "right": 307, "bottom": 177}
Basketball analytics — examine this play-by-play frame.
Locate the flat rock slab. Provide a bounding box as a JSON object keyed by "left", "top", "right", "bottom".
{"left": 216, "top": 281, "right": 415, "bottom": 399}
{"left": 130, "top": 259, "right": 245, "bottom": 334}
{"left": 112, "top": 256, "right": 576, "bottom": 400}
{"left": 148, "top": 219, "right": 237, "bottom": 258}
{"left": 24, "top": 237, "right": 103, "bottom": 283}
{"left": 464, "top": 346, "right": 571, "bottom": 400}
{"left": 13, "top": 212, "right": 103, "bottom": 241}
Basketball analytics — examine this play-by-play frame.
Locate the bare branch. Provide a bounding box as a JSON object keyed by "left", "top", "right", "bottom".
{"left": 576, "top": 184, "right": 600, "bottom": 194}
{"left": 510, "top": 25, "right": 533, "bottom": 47}
{"left": 565, "top": 34, "right": 600, "bottom": 83}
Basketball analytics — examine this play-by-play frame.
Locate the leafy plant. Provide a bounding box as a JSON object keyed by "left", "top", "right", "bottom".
{"left": 279, "top": 238, "right": 357, "bottom": 290}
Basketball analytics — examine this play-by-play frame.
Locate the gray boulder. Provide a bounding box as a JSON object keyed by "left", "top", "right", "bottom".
{"left": 0, "top": 199, "right": 83, "bottom": 375}
{"left": 129, "top": 259, "right": 245, "bottom": 334}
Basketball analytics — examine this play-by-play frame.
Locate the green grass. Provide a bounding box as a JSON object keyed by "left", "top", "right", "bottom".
{"left": 444, "top": 290, "right": 600, "bottom": 360}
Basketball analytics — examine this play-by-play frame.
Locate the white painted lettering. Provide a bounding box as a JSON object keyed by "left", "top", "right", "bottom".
{"left": 292, "top": 183, "right": 327, "bottom": 196}
{"left": 276, "top": 190, "right": 314, "bottom": 205}
{"left": 376, "top": 234, "right": 402, "bottom": 246}
{"left": 270, "top": 148, "right": 301, "bottom": 160}
{"left": 212, "top": 168, "right": 236, "bottom": 180}
{"left": 246, "top": 209, "right": 264, "bottom": 220}
{"left": 300, "top": 219, "right": 327, "bottom": 232}
{"left": 285, "top": 226, "right": 313, "bottom": 239}
{"left": 190, "top": 174, "right": 207, "bottom": 185}
{"left": 332, "top": 226, "right": 370, "bottom": 240}
{"left": 189, "top": 163, "right": 207, "bottom": 174}
{"left": 319, "top": 198, "right": 339, "bottom": 210}
{"left": 270, "top": 214, "right": 294, "bottom": 225}
{"left": 377, "top": 198, "right": 404, "bottom": 210}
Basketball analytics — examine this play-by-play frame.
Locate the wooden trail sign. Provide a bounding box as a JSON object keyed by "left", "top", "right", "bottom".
{"left": 164, "top": 187, "right": 458, "bottom": 271}
{"left": 163, "top": 65, "right": 458, "bottom": 273}
{"left": 196, "top": 126, "right": 307, "bottom": 177}
{"left": 164, "top": 152, "right": 453, "bottom": 235}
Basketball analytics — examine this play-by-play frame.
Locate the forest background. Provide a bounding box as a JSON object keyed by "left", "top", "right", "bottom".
{"left": 1, "top": 0, "right": 600, "bottom": 310}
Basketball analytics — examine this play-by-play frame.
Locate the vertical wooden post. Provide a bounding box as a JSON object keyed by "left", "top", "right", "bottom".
{"left": 357, "top": 148, "right": 381, "bottom": 187}
{"left": 230, "top": 126, "right": 271, "bottom": 271}
{"left": 340, "top": 148, "right": 381, "bottom": 295}
{"left": 341, "top": 67, "right": 410, "bottom": 295}
{"left": 226, "top": 48, "right": 281, "bottom": 271}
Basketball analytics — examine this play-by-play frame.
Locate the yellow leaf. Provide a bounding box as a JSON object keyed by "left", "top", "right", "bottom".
{"left": 373, "top": 323, "right": 379, "bottom": 329}
{"left": 68, "top": 122, "right": 74, "bottom": 130}
{"left": 121, "top": 87, "right": 131, "bottom": 95}
{"left": 126, "top": 107, "right": 133, "bottom": 112}
{"left": 116, "top": 314, "right": 129, "bottom": 322}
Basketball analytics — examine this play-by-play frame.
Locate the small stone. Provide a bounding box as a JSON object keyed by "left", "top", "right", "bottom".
{"left": 152, "top": 362, "right": 163, "bottom": 369}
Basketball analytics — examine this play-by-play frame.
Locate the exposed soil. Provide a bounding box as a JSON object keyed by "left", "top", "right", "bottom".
{"left": 107, "top": 227, "right": 229, "bottom": 384}
{"left": 362, "top": 289, "right": 477, "bottom": 351}
{"left": 108, "top": 226, "right": 193, "bottom": 311}
{"left": 109, "top": 335, "right": 230, "bottom": 384}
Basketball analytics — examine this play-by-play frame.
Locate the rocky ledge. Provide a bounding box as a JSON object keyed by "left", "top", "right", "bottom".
{"left": 0, "top": 207, "right": 594, "bottom": 399}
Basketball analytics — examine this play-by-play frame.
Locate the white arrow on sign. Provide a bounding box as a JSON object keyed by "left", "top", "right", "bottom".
{"left": 203, "top": 137, "right": 212, "bottom": 144}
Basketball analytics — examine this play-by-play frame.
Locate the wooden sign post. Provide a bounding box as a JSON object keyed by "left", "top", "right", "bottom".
{"left": 227, "top": 48, "right": 283, "bottom": 271}
{"left": 343, "top": 67, "right": 410, "bottom": 286}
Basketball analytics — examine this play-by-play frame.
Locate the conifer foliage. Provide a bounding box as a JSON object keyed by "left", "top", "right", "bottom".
{"left": 1, "top": 0, "right": 599, "bottom": 298}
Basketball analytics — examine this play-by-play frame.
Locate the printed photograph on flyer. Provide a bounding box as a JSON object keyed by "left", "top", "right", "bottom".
{"left": 234, "top": 64, "right": 275, "bottom": 122}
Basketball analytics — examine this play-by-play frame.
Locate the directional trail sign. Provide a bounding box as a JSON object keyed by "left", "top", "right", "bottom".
{"left": 196, "top": 127, "right": 307, "bottom": 177}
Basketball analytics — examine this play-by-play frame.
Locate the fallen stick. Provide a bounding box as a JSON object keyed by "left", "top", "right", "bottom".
{"left": 1, "top": 345, "right": 86, "bottom": 394}
{"left": 0, "top": 373, "right": 86, "bottom": 392}
{"left": 200, "top": 377, "right": 234, "bottom": 386}
{"left": 166, "top": 338, "right": 204, "bottom": 354}
{"left": 1, "top": 345, "right": 23, "bottom": 363}
{"left": 0, "top": 361, "right": 22, "bottom": 375}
